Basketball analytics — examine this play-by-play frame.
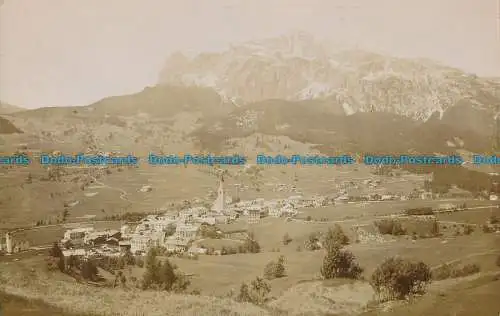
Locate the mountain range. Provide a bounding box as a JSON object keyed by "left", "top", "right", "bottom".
{"left": 1, "top": 31, "right": 499, "bottom": 158}
{"left": 159, "top": 31, "right": 500, "bottom": 122}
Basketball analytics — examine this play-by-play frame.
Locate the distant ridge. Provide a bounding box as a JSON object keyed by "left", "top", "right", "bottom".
{"left": 0, "top": 102, "right": 25, "bottom": 114}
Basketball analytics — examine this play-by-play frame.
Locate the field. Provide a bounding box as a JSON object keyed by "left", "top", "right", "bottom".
{"left": 129, "top": 224, "right": 500, "bottom": 298}
{"left": 436, "top": 207, "right": 499, "bottom": 225}
{"left": 1, "top": 229, "right": 498, "bottom": 316}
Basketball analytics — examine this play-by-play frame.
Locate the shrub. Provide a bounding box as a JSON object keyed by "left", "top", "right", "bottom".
{"left": 432, "top": 263, "right": 480, "bottom": 280}
{"left": 236, "top": 277, "right": 271, "bottom": 305}
{"left": 370, "top": 257, "right": 431, "bottom": 301}
{"left": 482, "top": 224, "right": 494, "bottom": 233}
{"left": 81, "top": 260, "right": 99, "bottom": 281}
{"left": 463, "top": 225, "right": 474, "bottom": 235}
{"left": 496, "top": 255, "right": 500, "bottom": 267}
{"left": 304, "top": 232, "right": 321, "bottom": 251}
{"left": 490, "top": 215, "right": 499, "bottom": 224}
{"left": 405, "top": 207, "right": 434, "bottom": 216}
{"left": 321, "top": 248, "right": 363, "bottom": 279}
{"left": 374, "top": 219, "right": 406, "bottom": 235}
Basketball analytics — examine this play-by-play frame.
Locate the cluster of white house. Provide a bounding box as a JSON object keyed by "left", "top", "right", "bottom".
{"left": 0, "top": 232, "right": 30, "bottom": 254}
{"left": 59, "top": 178, "right": 332, "bottom": 257}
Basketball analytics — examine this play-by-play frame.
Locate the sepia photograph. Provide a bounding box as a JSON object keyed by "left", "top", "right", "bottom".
{"left": 0, "top": 0, "right": 499, "bottom": 315}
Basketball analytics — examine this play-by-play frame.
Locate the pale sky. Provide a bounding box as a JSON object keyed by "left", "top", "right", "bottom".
{"left": 0, "top": 0, "right": 499, "bottom": 108}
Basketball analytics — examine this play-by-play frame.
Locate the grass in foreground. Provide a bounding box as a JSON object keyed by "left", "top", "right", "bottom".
{"left": 0, "top": 258, "right": 270, "bottom": 316}
{"left": 0, "top": 291, "right": 95, "bottom": 316}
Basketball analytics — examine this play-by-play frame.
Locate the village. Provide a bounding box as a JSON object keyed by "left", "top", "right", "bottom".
{"left": 36, "top": 172, "right": 496, "bottom": 261}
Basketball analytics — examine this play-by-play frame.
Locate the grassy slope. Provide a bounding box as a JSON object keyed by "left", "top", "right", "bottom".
{"left": 0, "top": 291, "right": 93, "bottom": 316}
{"left": 360, "top": 273, "right": 500, "bottom": 316}
{"left": 0, "top": 258, "right": 271, "bottom": 316}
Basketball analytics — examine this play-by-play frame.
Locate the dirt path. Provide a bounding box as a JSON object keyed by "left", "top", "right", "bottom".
{"left": 89, "top": 175, "right": 134, "bottom": 203}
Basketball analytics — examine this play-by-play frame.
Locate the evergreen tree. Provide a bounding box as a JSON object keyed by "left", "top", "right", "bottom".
{"left": 321, "top": 247, "right": 363, "bottom": 279}
{"left": 159, "top": 259, "right": 176, "bottom": 291}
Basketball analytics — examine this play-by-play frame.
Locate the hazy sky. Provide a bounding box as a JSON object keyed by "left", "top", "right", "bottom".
{"left": 1, "top": 0, "right": 499, "bottom": 108}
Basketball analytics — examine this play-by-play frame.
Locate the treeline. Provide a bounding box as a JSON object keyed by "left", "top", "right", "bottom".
{"left": 104, "top": 211, "right": 162, "bottom": 222}
{"left": 404, "top": 164, "right": 500, "bottom": 195}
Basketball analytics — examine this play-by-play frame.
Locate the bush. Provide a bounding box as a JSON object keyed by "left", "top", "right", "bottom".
{"left": 374, "top": 219, "right": 406, "bottom": 235}
{"left": 81, "top": 260, "right": 99, "bottom": 281}
{"left": 482, "top": 224, "right": 494, "bottom": 233}
{"left": 304, "top": 232, "right": 321, "bottom": 251}
{"left": 321, "top": 248, "right": 363, "bottom": 279}
{"left": 370, "top": 257, "right": 431, "bottom": 301}
{"left": 496, "top": 255, "right": 500, "bottom": 267}
{"left": 236, "top": 277, "right": 271, "bottom": 305}
{"left": 463, "top": 225, "right": 474, "bottom": 235}
{"left": 405, "top": 208, "right": 434, "bottom": 216}
{"left": 264, "top": 256, "right": 286, "bottom": 280}
{"left": 432, "top": 263, "right": 480, "bottom": 280}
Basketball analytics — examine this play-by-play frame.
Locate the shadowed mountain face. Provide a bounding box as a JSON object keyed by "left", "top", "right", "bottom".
{"left": 0, "top": 116, "right": 22, "bottom": 134}
{"left": 191, "top": 98, "right": 493, "bottom": 154}
{"left": 158, "top": 32, "right": 500, "bottom": 122}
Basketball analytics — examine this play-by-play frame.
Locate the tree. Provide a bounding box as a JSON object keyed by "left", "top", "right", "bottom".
{"left": 275, "top": 255, "right": 286, "bottom": 278}
{"left": 236, "top": 277, "right": 271, "bottom": 305}
{"left": 323, "top": 224, "right": 349, "bottom": 251}
{"left": 374, "top": 219, "right": 406, "bottom": 235}
{"left": 249, "top": 277, "right": 271, "bottom": 305}
{"left": 142, "top": 248, "right": 162, "bottom": 289}
{"left": 236, "top": 283, "right": 252, "bottom": 302}
{"left": 320, "top": 247, "right": 363, "bottom": 279}
{"left": 141, "top": 247, "right": 190, "bottom": 292}
{"left": 123, "top": 249, "right": 135, "bottom": 265}
{"left": 244, "top": 233, "right": 261, "bottom": 253}
{"left": 48, "top": 242, "right": 65, "bottom": 272}
{"left": 164, "top": 223, "right": 176, "bottom": 236}
{"left": 81, "top": 260, "right": 99, "bottom": 281}
{"left": 370, "top": 257, "right": 431, "bottom": 301}
{"left": 264, "top": 255, "right": 286, "bottom": 280}
{"left": 49, "top": 242, "right": 63, "bottom": 257}
{"left": 62, "top": 209, "right": 69, "bottom": 222}
{"left": 158, "top": 259, "right": 176, "bottom": 291}
{"left": 282, "top": 233, "right": 292, "bottom": 245}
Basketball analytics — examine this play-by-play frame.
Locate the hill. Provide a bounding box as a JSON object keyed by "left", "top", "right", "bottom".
{"left": 0, "top": 102, "right": 25, "bottom": 114}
